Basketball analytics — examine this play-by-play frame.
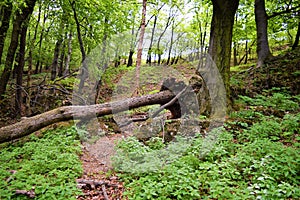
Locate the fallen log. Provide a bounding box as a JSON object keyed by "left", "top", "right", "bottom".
{"left": 0, "top": 75, "right": 209, "bottom": 144}
{"left": 0, "top": 90, "right": 175, "bottom": 144}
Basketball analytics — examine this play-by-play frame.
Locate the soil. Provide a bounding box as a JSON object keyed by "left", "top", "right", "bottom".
{"left": 77, "top": 133, "right": 130, "bottom": 200}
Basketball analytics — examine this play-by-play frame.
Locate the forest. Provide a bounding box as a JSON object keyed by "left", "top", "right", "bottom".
{"left": 0, "top": 0, "right": 299, "bottom": 199}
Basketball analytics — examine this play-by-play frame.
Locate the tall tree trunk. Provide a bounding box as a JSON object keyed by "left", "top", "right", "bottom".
{"left": 0, "top": 2, "right": 13, "bottom": 65}
{"left": 292, "top": 21, "right": 300, "bottom": 50}
{"left": 35, "top": 3, "right": 49, "bottom": 74}
{"left": 135, "top": 0, "right": 147, "bottom": 95}
{"left": 146, "top": 3, "right": 165, "bottom": 65}
{"left": 244, "top": 40, "right": 248, "bottom": 64}
{"left": 255, "top": 0, "right": 271, "bottom": 67}
{"left": 0, "top": 0, "right": 36, "bottom": 99}
{"left": 15, "top": 25, "right": 28, "bottom": 117}
{"left": 51, "top": 39, "right": 62, "bottom": 80}
{"left": 156, "top": 9, "right": 172, "bottom": 65}
{"left": 58, "top": 41, "right": 65, "bottom": 77}
{"left": 233, "top": 14, "right": 238, "bottom": 66}
{"left": 71, "top": 0, "right": 87, "bottom": 94}
{"left": 94, "top": 21, "right": 109, "bottom": 104}
{"left": 29, "top": 0, "right": 41, "bottom": 72}
{"left": 208, "top": 0, "right": 239, "bottom": 107}
{"left": 26, "top": 1, "right": 41, "bottom": 115}
{"left": 127, "top": 50, "right": 134, "bottom": 67}
{"left": 127, "top": 18, "right": 136, "bottom": 67}
{"left": 233, "top": 43, "right": 238, "bottom": 66}
{"left": 146, "top": 15, "right": 157, "bottom": 65}
{"left": 167, "top": 20, "right": 175, "bottom": 65}
{"left": 196, "top": 8, "right": 209, "bottom": 68}
{"left": 63, "top": 32, "right": 72, "bottom": 76}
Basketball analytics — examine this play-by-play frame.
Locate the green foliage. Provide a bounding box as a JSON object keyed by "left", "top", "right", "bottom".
{"left": 113, "top": 86, "right": 300, "bottom": 199}
{"left": 0, "top": 127, "right": 83, "bottom": 199}
{"left": 59, "top": 77, "right": 79, "bottom": 90}
{"left": 238, "top": 90, "right": 299, "bottom": 112}
{"left": 101, "top": 65, "right": 135, "bottom": 90}
{"left": 235, "top": 114, "right": 300, "bottom": 144}
{"left": 114, "top": 129, "right": 300, "bottom": 199}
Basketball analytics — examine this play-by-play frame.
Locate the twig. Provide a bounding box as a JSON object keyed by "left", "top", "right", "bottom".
{"left": 53, "top": 70, "right": 78, "bottom": 83}
{"left": 119, "top": 115, "right": 149, "bottom": 128}
{"left": 15, "top": 189, "right": 35, "bottom": 198}
{"left": 76, "top": 179, "right": 107, "bottom": 190}
{"left": 6, "top": 170, "right": 17, "bottom": 183}
{"left": 101, "top": 184, "right": 109, "bottom": 200}
{"left": 161, "top": 118, "right": 165, "bottom": 142}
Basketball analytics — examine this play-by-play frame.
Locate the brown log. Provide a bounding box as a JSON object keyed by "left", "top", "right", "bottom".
{"left": 0, "top": 90, "right": 174, "bottom": 143}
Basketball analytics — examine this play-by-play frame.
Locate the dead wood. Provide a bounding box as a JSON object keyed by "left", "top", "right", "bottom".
{"left": 0, "top": 90, "right": 175, "bottom": 143}
{"left": 0, "top": 76, "right": 208, "bottom": 144}
{"left": 15, "top": 189, "right": 35, "bottom": 198}
{"left": 101, "top": 184, "right": 109, "bottom": 200}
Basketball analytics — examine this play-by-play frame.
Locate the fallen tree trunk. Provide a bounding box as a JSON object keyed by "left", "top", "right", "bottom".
{"left": 0, "top": 90, "right": 175, "bottom": 143}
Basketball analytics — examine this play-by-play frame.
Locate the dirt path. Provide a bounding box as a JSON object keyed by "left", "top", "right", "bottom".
{"left": 77, "top": 134, "right": 127, "bottom": 200}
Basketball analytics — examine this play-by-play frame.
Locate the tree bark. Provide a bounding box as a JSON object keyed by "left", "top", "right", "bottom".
{"left": 127, "top": 50, "right": 134, "bottom": 67}
{"left": 15, "top": 24, "right": 28, "bottom": 117}
{"left": 0, "top": 0, "right": 36, "bottom": 99}
{"left": 208, "top": 0, "right": 239, "bottom": 107}
{"left": 244, "top": 40, "right": 248, "bottom": 64}
{"left": 146, "top": 15, "right": 157, "bottom": 65}
{"left": 156, "top": 11, "right": 172, "bottom": 65}
{"left": 63, "top": 32, "right": 72, "bottom": 76}
{"left": 58, "top": 41, "right": 65, "bottom": 77}
{"left": 134, "top": 0, "right": 147, "bottom": 95}
{"left": 255, "top": 0, "right": 271, "bottom": 67}
{"left": 35, "top": 3, "right": 49, "bottom": 74}
{"left": 136, "top": 0, "right": 147, "bottom": 68}
{"left": 0, "top": 2, "right": 13, "bottom": 65}
{"left": 233, "top": 43, "right": 238, "bottom": 66}
{"left": 71, "top": 0, "right": 87, "bottom": 93}
{"left": 51, "top": 39, "right": 63, "bottom": 80}
{"left": 0, "top": 90, "right": 175, "bottom": 143}
{"left": 167, "top": 20, "right": 175, "bottom": 65}
{"left": 292, "top": 21, "right": 300, "bottom": 50}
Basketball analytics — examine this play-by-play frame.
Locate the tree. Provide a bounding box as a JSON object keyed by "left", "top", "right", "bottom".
{"left": 0, "top": 1, "right": 12, "bottom": 65}
{"left": 255, "top": 0, "right": 271, "bottom": 67}
{"left": 191, "top": 1, "right": 212, "bottom": 63}
{"left": 292, "top": 21, "right": 300, "bottom": 49}
{"left": 146, "top": 3, "right": 166, "bottom": 65}
{"left": 70, "top": 0, "right": 87, "bottom": 93}
{"left": 208, "top": 0, "right": 239, "bottom": 106}
{"left": 15, "top": 23, "right": 29, "bottom": 117}
{"left": 0, "top": 0, "right": 36, "bottom": 99}
{"left": 134, "top": 0, "right": 147, "bottom": 95}
{"left": 63, "top": 31, "right": 72, "bottom": 76}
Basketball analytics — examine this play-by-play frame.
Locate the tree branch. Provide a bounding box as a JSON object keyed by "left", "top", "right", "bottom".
{"left": 267, "top": 5, "right": 300, "bottom": 19}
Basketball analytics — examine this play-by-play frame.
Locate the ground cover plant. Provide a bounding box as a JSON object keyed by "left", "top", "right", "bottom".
{"left": 0, "top": 126, "right": 83, "bottom": 199}
{"left": 112, "top": 88, "right": 300, "bottom": 199}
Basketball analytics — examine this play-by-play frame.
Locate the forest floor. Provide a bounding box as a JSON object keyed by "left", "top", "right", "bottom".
{"left": 75, "top": 49, "right": 300, "bottom": 199}
{"left": 0, "top": 48, "right": 299, "bottom": 199}
{"left": 77, "top": 134, "right": 126, "bottom": 200}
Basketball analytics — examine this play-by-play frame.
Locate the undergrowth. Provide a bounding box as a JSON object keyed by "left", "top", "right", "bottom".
{"left": 0, "top": 126, "right": 83, "bottom": 199}
{"left": 113, "top": 88, "right": 300, "bottom": 199}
